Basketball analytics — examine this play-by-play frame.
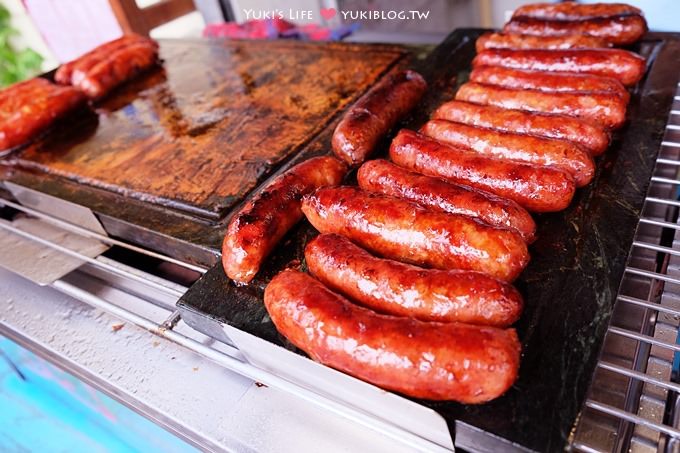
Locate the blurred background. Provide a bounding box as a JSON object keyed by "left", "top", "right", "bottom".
{"left": 3, "top": 0, "right": 680, "bottom": 88}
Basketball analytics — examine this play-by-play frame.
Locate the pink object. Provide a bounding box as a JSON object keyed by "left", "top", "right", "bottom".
{"left": 23, "top": 0, "right": 123, "bottom": 63}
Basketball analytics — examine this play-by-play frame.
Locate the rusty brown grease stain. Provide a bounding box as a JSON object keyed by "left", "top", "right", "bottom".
{"left": 12, "top": 40, "right": 403, "bottom": 217}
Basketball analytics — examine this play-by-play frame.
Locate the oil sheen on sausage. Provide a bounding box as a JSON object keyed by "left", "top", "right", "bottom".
{"left": 331, "top": 70, "right": 427, "bottom": 166}
{"left": 433, "top": 100, "right": 610, "bottom": 156}
{"left": 390, "top": 129, "right": 576, "bottom": 212}
{"left": 475, "top": 32, "right": 611, "bottom": 52}
{"left": 264, "top": 269, "right": 521, "bottom": 402}
{"left": 357, "top": 159, "right": 536, "bottom": 241}
{"left": 302, "top": 186, "right": 529, "bottom": 281}
{"left": 456, "top": 82, "right": 627, "bottom": 129}
{"left": 421, "top": 119, "right": 595, "bottom": 187}
{"left": 305, "top": 233, "right": 524, "bottom": 326}
{"left": 512, "top": 2, "right": 643, "bottom": 21}
{"left": 222, "top": 156, "right": 346, "bottom": 284}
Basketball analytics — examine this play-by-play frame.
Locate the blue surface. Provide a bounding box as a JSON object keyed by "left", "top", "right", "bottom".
{"left": 0, "top": 336, "right": 197, "bottom": 453}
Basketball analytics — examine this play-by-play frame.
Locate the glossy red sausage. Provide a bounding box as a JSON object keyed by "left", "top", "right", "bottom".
{"left": 332, "top": 70, "right": 427, "bottom": 166}
{"left": 472, "top": 49, "right": 645, "bottom": 86}
{"left": 305, "top": 233, "right": 524, "bottom": 326}
{"left": 78, "top": 42, "right": 159, "bottom": 99}
{"left": 264, "top": 269, "right": 521, "bottom": 402}
{"left": 512, "top": 2, "right": 642, "bottom": 21}
{"left": 433, "top": 100, "right": 610, "bottom": 156}
{"left": 390, "top": 129, "right": 576, "bottom": 212}
{"left": 0, "top": 80, "right": 85, "bottom": 150}
{"left": 55, "top": 34, "right": 156, "bottom": 85}
{"left": 476, "top": 32, "right": 611, "bottom": 52}
{"left": 456, "top": 82, "right": 627, "bottom": 129}
{"left": 357, "top": 159, "right": 536, "bottom": 242}
{"left": 503, "top": 15, "right": 647, "bottom": 47}
{"left": 470, "top": 65, "right": 629, "bottom": 102}
{"left": 302, "top": 186, "right": 529, "bottom": 281}
{"left": 222, "top": 156, "right": 346, "bottom": 284}
{"left": 421, "top": 119, "right": 594, "bottom": 187}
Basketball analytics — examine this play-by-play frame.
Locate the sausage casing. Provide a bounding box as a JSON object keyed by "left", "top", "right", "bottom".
{"left": 476, "top": 32, "right": 611, "bottom": 52}
{"left": 305, "top": 233, "right": 524, "bottom": 326}
{"left": 421, "top": 119, "right": 595, "bottom": 187}
{"left": 390, "top": 129, "right": 576, "bottom": 212}
{"left": 301, "top": 186, "right": 529, "bottom": 281}
{"left": 331, "top": 70, "right": 427, "bottom": 166}
{"left": 357, "top": 159, "right": 536, "bottom": 242}
{"left": 470, "top": 65, "right": 629, "bottom": 102}
{"left": 264, "top": 269, "right": 521, "bottom": 402}
{"left": 433, "top": 100, "right": 610, "bottom": 156}
{"left": 222, "top": 156, "right": 346, "bottom": 284}
{"left": 456, "top": 82, "right": 627, "bottom": 129}
{"left": 472, "top": 49, "right": 645, "bottom": 87}
{"left": 512, "top": 2, "right": 643, "bottom": 21}
{"left": 503, "top": 15, "right": 647, "bottom": 47}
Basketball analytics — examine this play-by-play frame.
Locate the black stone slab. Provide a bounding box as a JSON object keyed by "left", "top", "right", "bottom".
{"left": 177, "top": 30, "right": 680, "bottom": 451}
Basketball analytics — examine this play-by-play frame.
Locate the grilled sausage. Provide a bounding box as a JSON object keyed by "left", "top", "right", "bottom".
{"left": 503, "top": 15, "right": 647, "bottom": 47}
{"left": 331, "top": 70, "right": 427, "bottom": 166}
{"left": 264, "top": 269, "right": 521, "bottom": 402}
{"left": 77, "top": 42, "right": 159, "bottom": 99}
{"left": 390, "top": 129, "right": 576, "bottom": 212}
{"left": 357, "top": 159, "right": 536, "bottom": 242}
{"left": 55, "top": 34, "right": 156, "bottom": 85}
{"left": 222, "top": 156, "right": 346, "bottom": 284}
{"left": 305, "top": 233, "right": 524, "bottom": 326}
{"left": 512, "top": 2, "right": 643, "bottom": 21}
{"left": 421, "top": 119, "right": 595, "bottom": 187}
{"left": 475, "top": 32, "right": 611, "bottom": 52}
{"left": 456, "top": 82, "right": 627, "bottom": 129}
{"left": 470, "top": 65, "right": 629, "bottom": 102}
{"left": 0, "top": 79, "right": 85, "bottom": 150}
{"left": 472, "top": 49, "right": 645, "bottom": 86}
{"left": 433, "top": 100, "right": 610, "bottom": 156}
{"left": 301, "top": 186, "right": 529, "bottom": 281}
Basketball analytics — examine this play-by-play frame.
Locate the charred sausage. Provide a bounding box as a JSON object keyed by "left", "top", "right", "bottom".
{"left": 472, "top": 49, "right": 645, "bottom": 86}
{"left": 264, "top": 269, "right": 521, "bottom": 402}
{"left": 455, "top": 82, "right": 627, "bottom": 129}
{"left": 331, "top": 70, "right": 427, "bottom": 166}
{"left": 357, "top": 159, "right": 536, "bottom": 241}
{"left": 503, "top": 15, "right": 647, "bottom": 47}
{"left": 305, "top": 233, "right": 524, "bottom": 326}
{"left": 222, "top": 156, "right": 346, "bottom": 284}
{"left": 433, "top": 100, "right": 610, "bottom": 156}
{"left": 301, "top": 186, "right": 529, "bottom": 281}
{"left": 476, "top": 32, "right": 611, "bottom": 52}
{"left": 421, "top": 119, "right": 595, "bottom": 187}
{"left": 389, "top": 129, "right": 576, "bottom": 212}
{"left": 512, "top": 2, "right": 643, "bottom": 21}
{"left": 470, "top": 65, "right": 629, "bottom": 102}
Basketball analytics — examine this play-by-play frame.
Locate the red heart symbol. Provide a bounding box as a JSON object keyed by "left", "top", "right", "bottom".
{"left": 320, "top": 7, "right": 337, "bottom": 20}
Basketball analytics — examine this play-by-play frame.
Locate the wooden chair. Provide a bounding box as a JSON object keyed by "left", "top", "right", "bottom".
{"left": 108, "top": 0, "right": 197, "bottom": 36}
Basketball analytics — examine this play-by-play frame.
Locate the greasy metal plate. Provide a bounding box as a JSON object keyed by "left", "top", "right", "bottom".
{"left": 178, "top": 30, "right": 680, "bottom": 452}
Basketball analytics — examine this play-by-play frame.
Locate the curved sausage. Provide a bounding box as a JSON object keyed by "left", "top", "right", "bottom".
{"left": 357, "top": 159, "right": 536, "bottom": 242}
{"left": 472, "top": 49, "right": 646, "bottom": 86}
{"left": 503, "top": 15, "right": 647, "bottom": 47}
{"left": 455, "top": 82, "right": 627, "bottom": 129}
{"left": 301, "top": 186, "right": 529, "bottom": 281}
{"left": 390, "top": 129, "right": 576, "bottom": 212}
{"left": 470, "top": 65, "right": 629, "bottom": 102}
{"left": 78, "top": 42, "right": 159, "bottom": 99}
{"left": 421, "top": 119, "right": 595, "bottom": 187}
{"left": 264, "top": 269, "right": 521, "bottom": 403}
{"left": 512, "top": 3, "right": 643, "bottom": 21}
{"left": 433, "top": 100, "right": 610, "bottom": 156}
{"left": 222, "top": 156, "right": 346, "bottom": 284}
{"left": 305, "top": 233, "right": 524, "bottom": 326}
{"left": 476, "top": 33, "right": 611, "bottom": 52}
{"left": 331, "top": 70, "right": 427, "bottom": 166}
